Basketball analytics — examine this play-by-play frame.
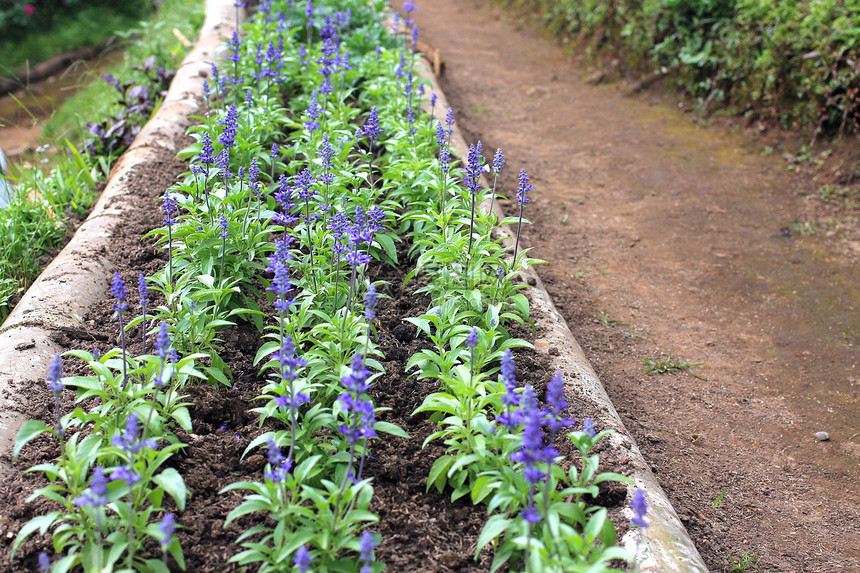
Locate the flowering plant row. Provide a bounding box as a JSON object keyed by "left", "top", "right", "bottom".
{"left": 13, "top": 0, "right": 649, "bottom": 571}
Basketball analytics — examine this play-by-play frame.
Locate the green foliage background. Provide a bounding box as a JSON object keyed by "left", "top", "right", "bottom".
{"left": 495, "top": 0, "right": 860, "bottom": 135}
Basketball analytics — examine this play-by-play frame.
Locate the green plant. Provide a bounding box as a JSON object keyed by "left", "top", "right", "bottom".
{"left": 720, "top": 549, "right": 761, "bottom": 572}
{"left": 641, "top": 353, "right": 705, "bottom": 378}
{"left": 712, "top": 486, "right": 728, "bottom": 509}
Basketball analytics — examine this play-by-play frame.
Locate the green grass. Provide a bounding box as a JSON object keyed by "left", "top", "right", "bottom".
{"left": 0, "top": 0, "right": 204, "bottom": 321}
{"left": 641, "top": 352, "right": 705, "bottom": 378}
{"left": 0, "top": 6, "right": 150, "bottom": 77}
{"left": 43, "top": 0, "right": 205, "bottom": 143}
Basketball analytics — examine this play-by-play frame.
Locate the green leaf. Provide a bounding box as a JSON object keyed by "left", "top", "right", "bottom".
{"left": 427, "top": 455, "right": 455, "bottom": 493}
{"left": 153, "top": 467, "right": 187, "bottom": 511}
{"left": 170, "top": 407, "right": 193, "bottom": 432}
{"left": 476, "top": 514, "right": 512, "bottom": 557}
{"left": 14, "top": 419, "right": 49, "bottom": 460}
{"left": 374, "top": 421, "right": 409, "bottom": 438}
{"left": 375, "top": 232, "right": 398, "bottom": 265}
{"left": 12, "top": 511, "right": 60, "bottom": 556}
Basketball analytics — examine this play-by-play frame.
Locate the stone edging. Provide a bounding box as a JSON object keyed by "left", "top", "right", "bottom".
{"left": 0, "top": 0, "right": 240, "bottom": 476}
{"left": 411, "top": 51, "right": 709, "bottom": 572}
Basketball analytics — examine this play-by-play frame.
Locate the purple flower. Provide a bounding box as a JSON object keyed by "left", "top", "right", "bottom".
{"left": 154, "top": 321, "right": 172, "bottom": 361}
{"left": 219, "top": 214, "right": 229, "bottom": 238}
{"left": 200, "top": 133, "right": 215, "bottom": 167}
{"left": 274, "top": 336, "right": 307, "bottom": 385}
{"left": 545, "top": 371, "right": 574, "bottom": 435}
{"left": 138, "top": 274, "right": 150, "bottom": 307}
{"left": 510, "top": 385, "right": 554, "bottom": 486}
{"left": 159, "top": 513, "right": 176, "bottom": 548}
{"left": 304, "top": 90, "right": 321, "bottom": 132}
{"left": 631, "top": 488, "right": 649, "bottom": 528}
{"left": 363, "top": 106, "right": 383, "bottom": 143}
{"left": 516, "top": 168, "right": 534, "bottom": 205}
{"left": 38, "top": 552, "right": 51, "bottom": 572}
{"left": 465, "top": 141, "right": 483, "bottom": 194}
{"left": 364, "top": 283, "right": 378, "bottom": 320}
{"left": 111, "top": 272, "right": 128, "bottom": 313}
{"left": 583, "top": 417, "right": 596, "bottom": 438}
{"left": 264, "top": 438, "right": 293, "bottom": 482}
{"left": 337, "top": 354, "right": 377, "bottom": 446}
{"left": 445, "top": 107, "right": 455, "bottom": 134}
{"left": 162, "top": 190, "right": 177, "bottom": 226}
{"left": 226, "top": 31, "right": 241, "bottom": 63}
{"left": 46, "top": 353, "right": 63, "bottom": 393}
{"left": 268, "top": 258, "right": 294, "bottom": 313}
{"left": 319, "top": 133, "right": 335, "bottom": 172}
{"left": 298, "top": 43, "right": 309, "bottom": 66}
{"left": 217, "top": 148, "right": 231, "bottom": 179}
{"left": 358, "top": 529, "right": 376, "bottom": 565}
{"left": 497, "top": 349, "right": 522, "bottom": 431}
{"left": 430, "top": 92, "right": 437, "bottom": 111}
{"left": 112, "top": 413, "right": 157, "bottom": 455}
{"left": 493, "top": 148, "right": 505, "bottom": 174}
{"left": 466, "top": 327, "right": 479, "bottom": 348}
{"left": 521, "top": 506, "right": 541, "bottom": 524}
{"left": 294, "top": 545, "right": 313, "bottom": 573}
{"left": 217, "top": 105, "right": 241, "bottom": 148}
{"left": 294, "top": 168, "right": 316, "bottom": 201}
{"left": 439, "top": 146, "right": 451, "bottom": 174}
{"left": 74, "top": 466, "right": 109, "bottom": 507}
{"left": 110, "top": 463, "right": 141, "bottom": 486}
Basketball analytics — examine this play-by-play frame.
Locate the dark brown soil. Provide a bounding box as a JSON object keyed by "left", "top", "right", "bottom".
{"left": 0, "top": 86, "right": 633, "bottom": 573}
{"left": 413, "top": 1, "right": 860, "bottom": 572}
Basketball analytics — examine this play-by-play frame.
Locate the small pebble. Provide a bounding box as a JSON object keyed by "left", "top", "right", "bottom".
{"left": 815, "top": 431, "right": 830, "bottom": 441}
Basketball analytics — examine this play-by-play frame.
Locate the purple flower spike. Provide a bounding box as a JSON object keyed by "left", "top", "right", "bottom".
{"left": 631, "top": 488, "right": 649, "bottom": 528}
{"left": 364, "top": 106, "right": 382, "bottom": 142}
{"left": 138, "top": 274, "right": 150, "bottom": 307}
{"left": 159, "top": 513, "right": 176, "bottom": 548}
{"left": 217, "top": 105, "right": 241, "bottom": 149}
{"left": 359, "top": 530, "right": 376, "bottom": 573}
{"left": 111, "top": 272, "right": 128, "bottom": 313}
{"left": 74, "top": 466, "right": 109, "bottom": 507}
{"left": 493, "top": 148, "right": 505, "bottom": 174}
{"left": 219, "top": 214, "right": 229, "bottom": 238}
{"left": 583, "top": 417, "right": 597, "bottom": 438}
{"left": 510, "top": 385, "right": 554, "bottom": 486}
{"left": 38, "top": 552, "right": 51, "bottom": 572}
{"left": 112, "top": 413, "right": 157, "bottom": 455}
{"left": 294, "top": 545, "right": 313, "bottom": 573}
{"left": 154, "top": 322, "right": 171, "bottom": 361}
{"left": 497, "top": 349, "right": 522, "bottom": 431}
{"left": 162, "top": 190, "right": 177, "bottom": 226}
{"left": 364, "top": 283, "right": 378, "bottom": 321}
{"left": 516, "top": 169, "right": 534, "bottom": 205}
{"left": 264, "top": 437, "right": 293, "bottom": 482}
{"left": 466, "top": 327, "right": 479, "bottom": 348}
{"left": 545, "top": 371, "right": 574, "bottom": 434}
{"left": 46, "top": 353, "right": 63, "bottom": 393}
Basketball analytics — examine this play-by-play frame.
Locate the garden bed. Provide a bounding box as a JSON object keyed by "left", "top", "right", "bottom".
{"left": 0, "top": 1, "right": 705, "bottom": 571}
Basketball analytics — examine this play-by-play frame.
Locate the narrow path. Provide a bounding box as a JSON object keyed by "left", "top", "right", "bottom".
{"left": 414, "top": 1, "right": 860, "bottom": 571}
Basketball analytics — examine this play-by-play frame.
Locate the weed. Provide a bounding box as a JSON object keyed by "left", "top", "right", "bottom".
{"left": 720, "top": 549, "right": 761, "bottom": 572}
{"left": 712, "top": 487, "right": 728, "bottom": 509}
{"left": 597, "top": 310, "right": 618, "bottom": 326}
{"left": 641, "top": 353, "right": 706, "bottom": 379}
{"left": 787, "top": 220, "right": 820, "bottom": 236}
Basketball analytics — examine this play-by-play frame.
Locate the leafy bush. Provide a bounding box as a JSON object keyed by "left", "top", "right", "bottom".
{"left": 497, "top": 0, "right": 860, "bottom": 136}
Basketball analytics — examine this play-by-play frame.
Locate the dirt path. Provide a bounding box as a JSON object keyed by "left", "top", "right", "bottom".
{"left": 414, "top": 1, "right": 860, "bottom": 571}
